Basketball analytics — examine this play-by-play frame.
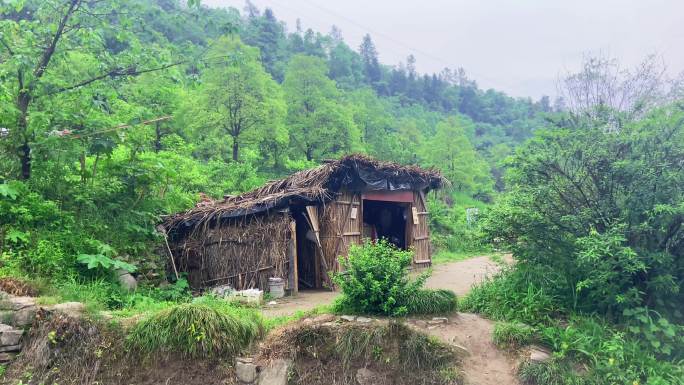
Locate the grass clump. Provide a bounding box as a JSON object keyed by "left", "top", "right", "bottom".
{"left": 492, "top": 321, "right": 535, "bottom": 350}
{"left": 127, "top": 296, "right": 264, "bottom": 358}
{"left": 405, "top": 289, "right": 457, "bottom": 315}
{"left": 518, "top": 360, "right": 589, "bottom": 385}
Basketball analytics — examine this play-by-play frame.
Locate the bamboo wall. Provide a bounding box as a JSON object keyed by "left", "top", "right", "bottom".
{"left": 176, "top": 213, "right": 291, "bottom": 291}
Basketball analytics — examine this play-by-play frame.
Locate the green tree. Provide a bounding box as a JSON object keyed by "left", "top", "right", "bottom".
{"left": 185, "top": 36, "right": 286, "bottom": 163}
{"left": 423, "top": 117, "right": 493, "bottom": 196}
{"left": 283, "top": 55, "right": 360, "bottom": 161}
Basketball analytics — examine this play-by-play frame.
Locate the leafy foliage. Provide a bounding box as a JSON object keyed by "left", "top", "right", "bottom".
{"left": 332, "top": 240, "right": 430, "bottom": 316}
{"left": 492, "top": 321, "right": 536, "bottom": 350}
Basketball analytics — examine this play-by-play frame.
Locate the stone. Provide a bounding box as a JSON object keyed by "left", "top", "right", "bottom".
{"left": 0, "top": 294, "right": 36, "bottom": 311}
{"left": 0, "top": 344, "right": 21, "bottom": 353}
{"left": 414, "top": 320, "right": 428, "bottom": 328}
{"left": 355, "top": 317, "right": 372, "bottom": 323}
{"left": 340, "top": 315, "right": 356, "bottom": 322}
{"left": 117, "top": 273, "right": 138, "bottom": 292}
{"left": 210, "top": 284, "right": 234, "bottom": 297}
{"left": 312, "top": 314, "right": 336, "bottom": 323}
{"left": 46, "top": 302, "right": 85, "bottom": 318}
{"left": 356, "top": 368, "right": 380, "bottom": 385}
{"left": 450, "top": 343, "right": 470, "bottom": 356}
{"left": 235, "top": 357, "right": 258, "bottom": 384}
{"left": 428, "top": 317, "right": 449, "bottom": 325}
{"left": 258, "top": 359, "right": 290, "bottom": 385}
{"left": 12, "top": 306, "right": 37, "bottom": 327}
{"left": 267, "top": 301, "right": 277, "bottom": 306}
{"left": 529, "top": 345, "right": 552, "bottom": 363}
{"left": 0, "top": 352, "right": 17, "bottom": 363}
{"left": 0, "top": 328, "right": 23, "bottom": 346}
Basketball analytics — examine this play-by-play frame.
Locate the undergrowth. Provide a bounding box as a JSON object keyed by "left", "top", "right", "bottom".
{"left": 405, "top": 289, "right": 458, "bottom": 315}
{"left": 492, "top": 321, "right": 535, "bottom": 350}
{"left": 126, "top": 296, "right": 264, "bottom": 358}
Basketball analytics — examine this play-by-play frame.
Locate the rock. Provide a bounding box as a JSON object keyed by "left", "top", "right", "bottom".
{"left": 356, "top": 368, "right": 380, "bottom": 385}
{"left": 0, "top": 344, "right": 21, "bottom": 353}
{"left": 529, "top": 345, "right": 552, "bottom": 363}
{"left": 11, "top": 306, "right": 37, "bottom": 327}
{"left": 312, "top": 314, "right": 336, "bottom": 323}
{"left": 450, "top": 343, "right": 470, "bottom": 356}
{"left": 340, "top": 315, "right": 356, "bottom": 322}
{"left": 0, "top": 328, "right": 23, "bottom": 346}
{"left": 428, "top": 317, "right": 449, "bottom": 325}
{"left": 0, "top": 294, "right": 36, "bottom": 311}
{"left": 258, "top": 359, "right": 290, "bottom": 385}
{"left": 117, "top": 273, "right": 137, "bottom": 292}
{"left": 46, "top": 302, "right": 85, "bottom": 318}
{"left": 235, "top": 357, "right": 258, "bottom": 384}
{"left": 356, "top": 317, "right": 372, "bottom": 323}
{"left": 0, "top": 352, "right": 17, "bottom": 363}
{"left": 267, "top": 301, "right": 277, "bottom": 306}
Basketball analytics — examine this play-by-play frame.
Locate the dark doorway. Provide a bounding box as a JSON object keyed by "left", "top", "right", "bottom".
{"left": 292, "top": 207, "right": 319, "bottom": 290}
{"left": 362, "top": 200, "right": 409, "bottom": 249}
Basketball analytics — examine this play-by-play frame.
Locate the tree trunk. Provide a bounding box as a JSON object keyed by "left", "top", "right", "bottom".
{"left": 305, "top": 145, "right": 313, "bottom": 161}
{"left": 232, "top": 137, "right": 239, "bottom": 162}
{"left": 154, "top": 122, "right": 162, "bottom": 152}
{"left": 20, "top": 139, "right": 31, "bottom": 180}
{"left": 17, "top": 93, "right": 31, "bottom": 180}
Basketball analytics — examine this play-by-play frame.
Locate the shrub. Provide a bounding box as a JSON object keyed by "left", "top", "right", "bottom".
{"left": 404, "top": 289, "right": 457, "bottom": 315}
{"left": 492, "top": 321, "right": 535, "bottom": 350}
{"left": 518, "top": 360, "right": 589, "bottom": 385}
{"left": 332, "top": 240, "right": 428, "bottom": 316}
{"left": 127, "top": 296, "right": 264, "bottom": 358}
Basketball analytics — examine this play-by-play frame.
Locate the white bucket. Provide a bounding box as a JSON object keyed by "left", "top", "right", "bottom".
{"left": 268, "top": 277, "right": 285, "bottom": 299}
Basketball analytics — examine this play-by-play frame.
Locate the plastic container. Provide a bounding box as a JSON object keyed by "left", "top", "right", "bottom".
{"left": 268, "top": 277, "right": 285, "bottom": 299}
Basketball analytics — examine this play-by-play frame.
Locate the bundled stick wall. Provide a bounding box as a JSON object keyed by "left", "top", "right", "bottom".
{"left": 174, "top": 213, "right": 291, "bottom": 291}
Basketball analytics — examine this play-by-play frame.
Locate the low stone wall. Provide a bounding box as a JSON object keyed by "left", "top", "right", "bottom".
{"left": 0, "top": 291, "right": 85, "bottom": 364}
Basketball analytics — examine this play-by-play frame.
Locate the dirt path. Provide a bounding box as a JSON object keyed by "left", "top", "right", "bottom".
{"left": 410, "top": 313, "right": 520, "bottom": 385}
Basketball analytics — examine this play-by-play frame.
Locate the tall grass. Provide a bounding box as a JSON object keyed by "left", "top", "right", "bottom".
{"left": 127, "top": 296, "right": 264, "bottom": 358}
{"left": 404, "top": 289, "right": 457, "bottom": 315}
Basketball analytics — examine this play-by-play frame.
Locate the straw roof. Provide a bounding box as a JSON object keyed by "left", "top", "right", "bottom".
{"left": 163, "top": 154, "right": 446, "bottom": 231}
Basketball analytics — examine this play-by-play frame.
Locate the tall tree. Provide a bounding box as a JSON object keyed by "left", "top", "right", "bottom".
{"left": 283, "top": 55, "right": 360, "bottom": 161}
{"left": 359, "top": 34, "right": 382, "bottom": 85}
{"left": 186, "top": 36, "right": 286, "bottom": 162}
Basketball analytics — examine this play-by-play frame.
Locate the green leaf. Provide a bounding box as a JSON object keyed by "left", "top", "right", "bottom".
{"left": 0, "top": 184, "right": 18, "bottom": 199}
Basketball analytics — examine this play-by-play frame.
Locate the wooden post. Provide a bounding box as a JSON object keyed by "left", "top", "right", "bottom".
{"left": 289, "top": 220, "right": 299, "bottom": 295}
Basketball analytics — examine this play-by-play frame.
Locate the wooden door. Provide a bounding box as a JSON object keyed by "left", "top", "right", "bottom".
{"left": 411, "top": 191, "right": 432, "bottom": 266}
{"left": 320, "top": 191, "right": 362, "bottom": 277}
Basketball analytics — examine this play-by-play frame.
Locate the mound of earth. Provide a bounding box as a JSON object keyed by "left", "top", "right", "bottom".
{"left": 257, "top": 315, "right": 465, "bottom": 385}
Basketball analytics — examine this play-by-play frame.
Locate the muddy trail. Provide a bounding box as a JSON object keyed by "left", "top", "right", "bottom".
{"left": 264, "top": 255, "right": 520, "bottom": 385}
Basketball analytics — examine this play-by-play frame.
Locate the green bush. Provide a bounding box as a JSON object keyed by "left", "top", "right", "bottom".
{"left": 404, "top": 289, "right": 458, "bottom": 315}
{"left": 332, "top": 240, "right": 428, "bottom": 316}
{"left": 492, "top": 321, "right": 535, "bottom": 350}
{"left": 127, "top": 296, "right": 264, "bottom": 358}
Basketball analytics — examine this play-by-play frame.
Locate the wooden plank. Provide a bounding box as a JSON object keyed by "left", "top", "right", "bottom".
{"left": 336, "top": 201, "right": 361, "bottom": 205}
{"left": 343, "top": 231, "right": 361, "bottom": 236}
{"left": 413, "top": 235, "right": 429, "bottom": 240}
{"left": 414, "top": 259, "right": 431, "bottom": 264}
{"left": 289, "top": 220, "right": 298, "bottom": 295}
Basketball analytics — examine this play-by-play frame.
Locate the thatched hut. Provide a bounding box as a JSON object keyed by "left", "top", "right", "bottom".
{"left": 162, "top": 155, "right": 446, "bottom": 293}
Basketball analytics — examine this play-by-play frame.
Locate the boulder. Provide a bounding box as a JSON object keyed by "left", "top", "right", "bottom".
{"left": 340, "top": 315, "right": 356, "bottom": 322}
{"left": 0, "top": 294, "right": 35, "bottom": 311}
{"left": 356, "top": 317, "right": 372, "bottom": 323}
{"left": 12, "top": 306, "right": 37, "bottom": 327}
{"left": 0, "top": 352, "right": 17, "bottom": 363}
{"left": 529, "top": 345, "right": 552, "bottom": 363}
{"left": 428, "top": 317, "right": 449, "bottom": 325}
{"left": 117, "top": 273, "right": 138, "bottom": 292}
{"left": 258, "top": 359, "right": 291, "bottom": 385}
{"left": 312, "top": 314, "right": 336, "bottom": 323}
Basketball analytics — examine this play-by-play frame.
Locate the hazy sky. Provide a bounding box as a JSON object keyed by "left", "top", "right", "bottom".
{"left": 203, "top": 0, "right": 684, "bottom": 99}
